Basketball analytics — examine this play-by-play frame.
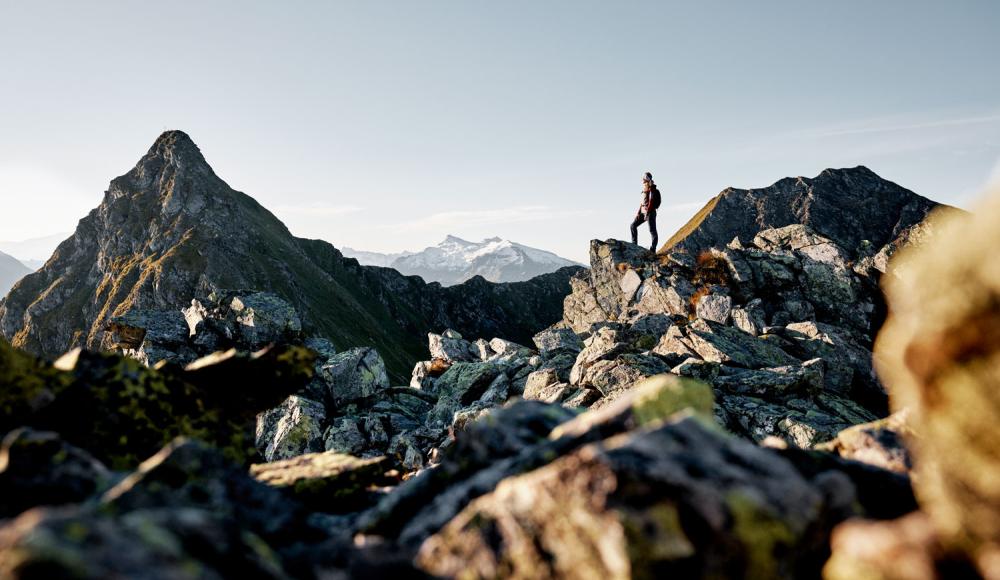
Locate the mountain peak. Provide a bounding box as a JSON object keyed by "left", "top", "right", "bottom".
{"left": 144, "top": 130, "right": 208, "bottom": 168}
{"left": 442, "top": 235, "right": 473, "bottom": 245}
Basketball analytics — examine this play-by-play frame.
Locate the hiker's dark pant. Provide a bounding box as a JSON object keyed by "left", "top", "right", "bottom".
{"left": 630, "top": 210, "right": 658, "bottom": 251}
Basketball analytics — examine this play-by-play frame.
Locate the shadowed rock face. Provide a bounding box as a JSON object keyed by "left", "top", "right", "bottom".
{"left": 663, "top": 166, "right": 942, "bottom": 260}
{"left": 0, "top": 131, "right": 580, "bottom": 380}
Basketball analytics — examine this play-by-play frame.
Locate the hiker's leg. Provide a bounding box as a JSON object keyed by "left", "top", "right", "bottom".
{"left": 630, "top": 215, "right": 641, "bottom": 245}
{"left": 648, "top": 211, "right": 658, "bottom": 251}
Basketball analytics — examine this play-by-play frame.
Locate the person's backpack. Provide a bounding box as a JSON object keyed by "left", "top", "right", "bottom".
{"left": 651, "top": 187, "right": 661, "bottom": 210}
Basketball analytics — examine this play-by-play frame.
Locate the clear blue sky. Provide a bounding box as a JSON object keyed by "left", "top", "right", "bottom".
{"left": 1, "top": 1, "right": 998, "bottom": 262}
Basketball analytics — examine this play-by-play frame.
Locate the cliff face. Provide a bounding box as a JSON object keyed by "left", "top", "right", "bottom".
{"left": 662, "top": 166, "right": 942, "bottom": 260}
{"left": 0, "top": 131, "right": 580, "bottom": 379}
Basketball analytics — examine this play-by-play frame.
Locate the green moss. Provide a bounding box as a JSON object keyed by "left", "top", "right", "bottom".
{"left": 630, "top": 374, "right": 715, "bottom": 426}
{"left": 620, "top": 501, "right": 695, "bottom": 574}
{"left": 725, "top": 490, "right": 796, "bottom": 579}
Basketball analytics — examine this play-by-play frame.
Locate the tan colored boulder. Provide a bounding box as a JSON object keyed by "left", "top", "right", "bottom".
{"left": 875, "top": 188, "right": 1000, "bottom": 561}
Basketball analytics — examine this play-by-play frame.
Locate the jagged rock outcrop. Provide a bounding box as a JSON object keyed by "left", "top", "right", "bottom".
{"left": 0, "top": 130, "right": 581, "bottom": 380}
{"left": 662, "top": 166, "right": 942, "bottom": 263}
{"left": 553, "top": 225, "right": 889, "bottom": 448}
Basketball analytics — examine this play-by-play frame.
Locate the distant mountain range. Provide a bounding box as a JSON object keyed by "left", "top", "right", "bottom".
{"left": 0, "top": 232, "right": 68, "bottom": 267}
{"left": 0, "top": 250, "right": 30, "bottom": 296}
{"left": 343, "top": 236, "right": 583, "bottom": 286}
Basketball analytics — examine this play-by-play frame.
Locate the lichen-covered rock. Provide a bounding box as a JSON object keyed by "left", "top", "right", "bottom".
{"left": 652, "top": 325, "right": 700, "bottom": 364}
{"left": 417, "top": 415, "right": 852, "bottom": 579}
{"left": 696, "top": 293, "right": 732, "bottom": 324}
{"left": 0, "top": 339, "right": 314, "bottom": 469}
{"left": 255, "top": 395, "right": 326, "bottom": 462}
{"left": 488, "top": 337, "right": 533, "bottom": 360}
{"left": 731, "top": 298, "right": 767, "bottom": 336}
{"left": 685, "top": 318, "right": 800, "bottom": 368}
{"left": 320, "top": 347, "right": 389, "bottom": 406}
{"left": 532, "top": 327, "right": 583, "bottom": 355}
{"left": 250, "top": 451, "right": 391, "bottom": 513}
{"left": 580, "top": 354, "right": 672, "bottom": 406}
{"left": 324, "top": 416, "right": 368, "bottom": 456}
{"left": 569, "top": 327, "right": 630, "bottom": 385}
{"left": 635, "top": 274, "right": 689, "bottom": 317}
{"left": 428, "top": 331, "right": 476, "bottom": 362}
{"left": 427, "top": 363, "right": 505, "bottom": 424}
{"left": 712, "top": 358, "right": 825, "bottom": 400}
{"left": 782, "top": 321, "right": 881, "bottom": 407}
{"left": 227, "top": 291, "right": 303, "bottom": 347}
{"left": 0, "top": 438, "right": 348, "bottom": 579}
{"left": 0, "top": 428, "right": 112, "bottom": 518}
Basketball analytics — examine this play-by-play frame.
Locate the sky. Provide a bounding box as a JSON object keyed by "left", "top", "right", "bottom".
{"left": 1, "top": 1, "right": 999, "bottom": 263}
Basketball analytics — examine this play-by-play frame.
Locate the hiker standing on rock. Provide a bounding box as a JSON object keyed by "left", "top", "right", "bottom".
{"left": 631, "top": 172, "right": 660, "bottom": 252}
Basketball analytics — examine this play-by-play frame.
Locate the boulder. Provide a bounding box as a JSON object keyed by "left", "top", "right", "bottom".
{"left": 685, "top": 318, "right": 800, "bottom": 368}
{"left": 618, "top": 268, "right": 642, "bottom": 302}
{"left": 255, "top": 395, "right": 326, "bottom": 462}
{"left": 533, "top": 327, "right": 584, "bottom": 355}
{"left": 324, "top": 416, "right": 369, "bottom": 456}
{"left": 635, "top": 274, "right": 689, "bottom": 317}
{"left": 731, "top": 298, "right": 767, "bottom": 336}
{"left": 695, "top": 293, "right": 732, "bottom": 324}
{"left": 670, "top": 357, "right": 720, "bottom": 382}
{"left": 782, "top": 321, "right": 879, "bottom": 402}
{"left": 816, "top": 412, "right": 912, "bottom": 474}
{"left": 876, "top": 187, "right": 1000, "bottom": 563}
{"left": 488, "top": 337, "right": 533, "bottom": 359}
{"left": 417, "top": 415, "right": 852, "bottom": 579}
{"left": 0, "top": 428, "right": 111, "bottom": 518}
{"left": 427, "top": 363, "right": 506, "bottom": 424}
{"left": 712, "top": 358, "right": 825, "bottom": 400}
{"left": 652, "top": 325, "right": 700, "bottom": 365}
{"left": 250, "top": 451, "right": 391, "bottom": 513}
{"left": 569, "top": 327, "right": 630, "bottom": 385}
{"left": 320, "top": 347, "right": 390, "bottom": 406}
{"left": 582, "top": 355, "right": 672, "bottom": 406}
{"left": 227, "top": 291, "right": 303, "bottom": 347}
{"left": 428, "top": 331, "right": 476, "bottom": 362}
{"left": 0, "top": 438, "right": 341, "bottom": 579}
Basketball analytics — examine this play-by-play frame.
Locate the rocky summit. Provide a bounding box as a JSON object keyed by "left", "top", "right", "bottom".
{"left": 662, "top": 166, "right": 941, "bottom": 262}
{"left": 0, "top": 131, "right": 580, "bottom": 380}
{"left": 0, "top": 145, "right": 996, "bottom": 579}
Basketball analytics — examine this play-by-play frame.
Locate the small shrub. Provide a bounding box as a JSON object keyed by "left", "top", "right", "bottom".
{"left": 693, "top": 251, "right": 731, "bottom": 286}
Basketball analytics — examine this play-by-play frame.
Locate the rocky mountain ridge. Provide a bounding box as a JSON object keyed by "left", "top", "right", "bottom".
{"left": 663, "top": 166, "right": 942, "bottom": 261}
{"left": 0, "top": 141, "right": 993, "bottom": 578}
{"left": 343, "top": 235, "right": 582, "bottom": 286}
{"left": 0, "top": 131, "right": 580, "bottom": 380}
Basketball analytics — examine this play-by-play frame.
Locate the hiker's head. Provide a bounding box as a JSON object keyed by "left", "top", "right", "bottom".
{"left": 642, "top": 181, "right": 651, "bottom": 193}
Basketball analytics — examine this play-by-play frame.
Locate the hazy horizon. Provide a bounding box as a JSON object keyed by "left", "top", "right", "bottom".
{"left": 2, "top": 1, "right": 999, "bottom": 263}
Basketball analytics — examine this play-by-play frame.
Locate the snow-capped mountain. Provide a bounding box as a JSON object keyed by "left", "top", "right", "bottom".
{"left": 342, "top": 236, "right": 583, "bottom": 286}
{"left": 339, "top": 247, "right": 414, "bottom": 268}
